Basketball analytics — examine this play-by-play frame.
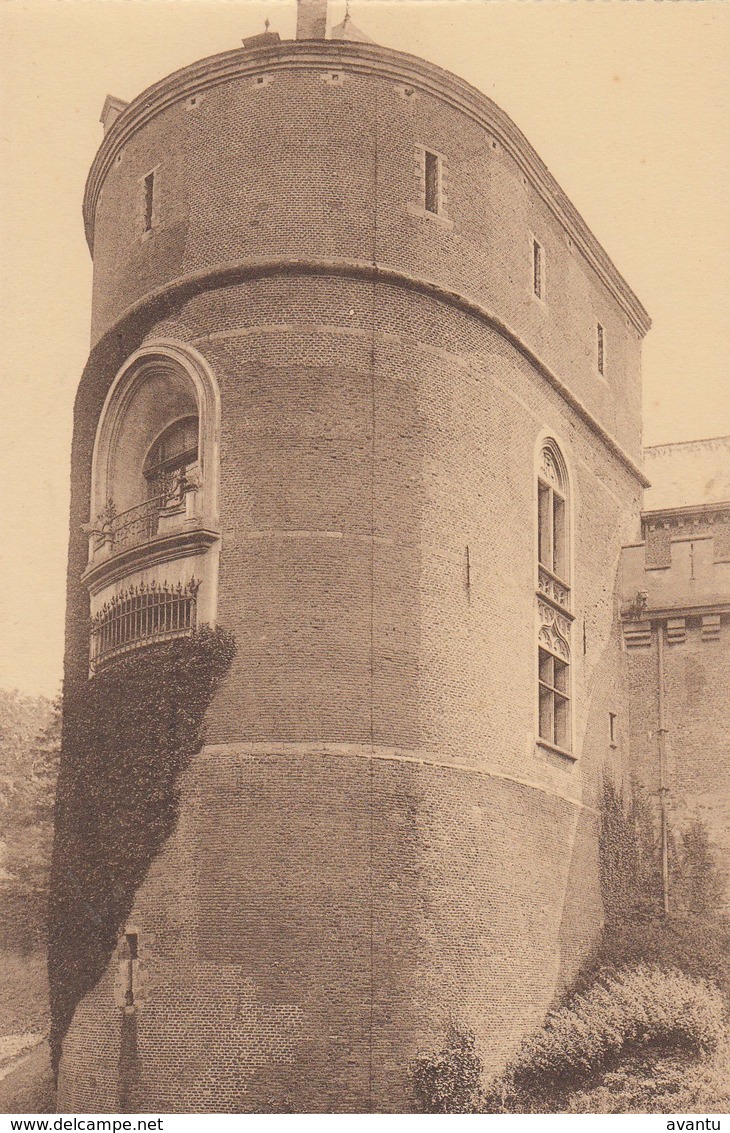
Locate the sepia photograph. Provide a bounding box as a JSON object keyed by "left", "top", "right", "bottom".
{"left": 1, "top": 0, "right": 729, "bottom": 1117}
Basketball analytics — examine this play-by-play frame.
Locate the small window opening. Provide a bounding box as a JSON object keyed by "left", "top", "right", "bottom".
{"left": 122, "top": 932, "right": 138, "bottom": 1007}
{"left": 143, "top": 172, "right": 155, "bottom": 233}
{"left": 424, "top": 151, "right": 440, "bottom": 215}
{"left": 609, "top": 712, "right": 617, "bottom": 746}
{"left": 597, "top": 323, "right": 606, "bottom": 375}
{"left": 533, "top": 239, "right": 543, "bottom": 299}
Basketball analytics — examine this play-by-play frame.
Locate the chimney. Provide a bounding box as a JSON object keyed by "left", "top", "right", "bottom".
{"left": 296, "top": 0, "right": 328, "bottom": 40}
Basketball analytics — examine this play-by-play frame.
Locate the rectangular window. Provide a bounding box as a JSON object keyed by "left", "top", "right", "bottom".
{"left": 538, "top": 479, "right": 567, "bottom": 581}
{"left": 143, "top": 172, "right": 155, "bottom": 233}
{"left": 533, "top": 239, "right": 543, "bottom": 298}
{"left": 424, "top": 151, "right": 440, "bottom": 215}
{"left": 552, "top": 494, "right": 566, "bottom": 579}
{"left": 538, "top": 646, "right": 571, "bottom": 752}
{"left": 538, "top": 481, "right": 551, "bottom": 569}
{"left": 597, "top": 323, "right": 606, "bottom": 375}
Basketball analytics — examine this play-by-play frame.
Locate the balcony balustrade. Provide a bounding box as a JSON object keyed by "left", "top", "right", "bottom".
{"left": 538, "top": 563, "right": 571, "bottom": 611}
{"left": 86, "top": 467, "right": 201, "bottom": 565}
{"left": 89, "top": 579, "right": 199, "bottom": 672}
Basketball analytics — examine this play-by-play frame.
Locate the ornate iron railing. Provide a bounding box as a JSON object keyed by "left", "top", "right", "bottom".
{"left": 104, "top": 496, "right": 164, "bottom": 553}
{"left": 90, "top": 579, "right": 200, "bottom": 672}
{"left": 92, "top": 470, "right": 196, "bottom": 557}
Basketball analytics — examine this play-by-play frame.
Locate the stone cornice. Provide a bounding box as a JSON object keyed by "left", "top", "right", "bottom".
{"left": 83, "top": 40, "right": 650, "bottom": 336}
{"left": 81, "top": 525, "right": 220, "bottom": 596}
{"left": 642, "top": 502, "right": 730, "bottom": 530}
{"left": 621, "top": 597, "right": 730, "bottom": 622}
{"left": 645, "top": 435, "right": 730, "bottom": 456}
{"left": 84, "top": 255, "right": 649, "bottom": 487}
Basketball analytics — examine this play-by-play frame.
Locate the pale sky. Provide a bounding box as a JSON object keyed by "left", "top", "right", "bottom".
{"left": 1, "top": 0, "right": 728, "bottom": 698}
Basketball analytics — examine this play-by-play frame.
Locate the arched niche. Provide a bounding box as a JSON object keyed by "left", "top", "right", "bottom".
{"left": 89, "top": 340, "right": 220, "bottom": 548}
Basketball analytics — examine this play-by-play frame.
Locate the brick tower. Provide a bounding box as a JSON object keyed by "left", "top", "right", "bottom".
{"left": 54, "top": 0, "right": 650, "bottom": 1112}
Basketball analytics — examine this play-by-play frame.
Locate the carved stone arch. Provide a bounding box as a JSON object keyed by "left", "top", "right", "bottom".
{"left": 534, "top": 429, "right": 573, "bottom": 591}
{"left": 90, "top": 340, "right": 221, "bottom": 528}
{"left": 536, "top": 433, "right": 570, "bottom": 498}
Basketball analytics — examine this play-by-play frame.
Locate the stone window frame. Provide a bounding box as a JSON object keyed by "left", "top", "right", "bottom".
{"left": 530, "top": 233, "right": 546, "bottom": 303}
{"left": 114, "top": 924, "right": 145, "bottom": 1012}
{"left": 407, "top": 145, "right": 453, "bottom": 229}
{"left": 138, "top": 164, "right": 162, "bottom": 241}
{"left": 84, "top": 340, "right": 222, "bottom": 646}
{"left": 596, "top": 321, "right": 607, "bottom": 379}
{"left": 534, "top": 433, "right": 576, "bottom": 761}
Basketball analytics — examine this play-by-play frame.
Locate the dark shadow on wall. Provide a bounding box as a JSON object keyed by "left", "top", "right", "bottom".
{"left": 48, "top": 627, "right": 235, "bottom": 1077}
{"left": 117, "top": 1012, "right": 141, "bottom": 1114}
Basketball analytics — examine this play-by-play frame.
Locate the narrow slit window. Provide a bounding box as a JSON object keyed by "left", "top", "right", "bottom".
{"left": 122, "top": 932, "right": 138, "bottom": 1007}
{"left": 597, "top": 323, "right": 606, "bottom": 375}
{"left": 424, "top": 151, "right": 440, "bottom": 215}
{"left": 533, "top": 239, "right": 543, "bottom": 298}
{"left": 609, "top": 712, "right": 617, "bottom": 745}
{"left": 143, "top": 172, "right": 155, "bottom": 233}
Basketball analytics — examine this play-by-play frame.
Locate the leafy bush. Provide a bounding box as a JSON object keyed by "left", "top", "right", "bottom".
{"left": 484, "top": 965, "right": 726, "bottom": 1111}
{"left": 410, "top": 1023, "right": 483, "bottom": 1113}
{"left": 563, "top": 1044, "right": 730, "bottom": 1115}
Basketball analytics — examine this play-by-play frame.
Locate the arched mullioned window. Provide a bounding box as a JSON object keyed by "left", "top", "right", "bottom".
{"left": 536, "top": 439, "right": 573, "bottom": 755}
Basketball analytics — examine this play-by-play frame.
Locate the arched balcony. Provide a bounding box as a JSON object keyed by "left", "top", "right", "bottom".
{"left": 82, "top": 341, "right": 221, "bottom": 669}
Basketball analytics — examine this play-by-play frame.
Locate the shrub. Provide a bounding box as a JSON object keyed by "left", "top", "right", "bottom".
{"left": 410, "top": 1023, "right": 483, "bottom": 1113}
{"left": 564, "top": 1044, "right": 730, "bottom": 1115}
{"left": 484, "top": 965, "right": 726, "bottom": 1110}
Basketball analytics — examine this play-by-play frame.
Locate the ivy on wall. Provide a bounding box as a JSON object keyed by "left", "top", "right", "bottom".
{"left": 48, "top": 626, "right": 235, "bottom": 1075}
{"left": 588, "top": 778, "right": 730, "bottom": 998}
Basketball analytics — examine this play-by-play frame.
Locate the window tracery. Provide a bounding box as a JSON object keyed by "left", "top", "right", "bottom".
{"left": 536, "top": 439, "right": 573, "bottom": 755}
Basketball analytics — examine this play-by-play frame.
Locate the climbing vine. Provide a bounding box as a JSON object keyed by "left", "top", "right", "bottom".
{"left": 48, "top": 626, "right": 235, "bottom": 1075}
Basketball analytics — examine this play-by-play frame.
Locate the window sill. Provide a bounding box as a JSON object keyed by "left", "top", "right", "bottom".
{"left": 537, "top": 739, "right": 577, "bottom": 765}
{"left": 406, "top": 202, "right": 454, "bottom": 230}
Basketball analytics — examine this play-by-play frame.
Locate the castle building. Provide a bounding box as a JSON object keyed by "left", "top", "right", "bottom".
{"left": 52, "top": 0, "right": 727, "bottom": 1113}
{"left": 620, "top": 436, "right": 730, "bottom": 913}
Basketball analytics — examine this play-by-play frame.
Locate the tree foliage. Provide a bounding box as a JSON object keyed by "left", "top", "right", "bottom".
{"left": 0, "top": 691, "right": 60, "bottom": 950}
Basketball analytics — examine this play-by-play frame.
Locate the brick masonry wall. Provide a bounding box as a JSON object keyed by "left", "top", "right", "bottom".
{"left": 89, "top": 57, "right": 643, "bottom": 460}
{"left": 58, "top": 46, "right": 646, "bottom": 1113}
{"left": 627, "top": 621, "right": 730, "bottom": 910}
{"left": 57, "top": 748, "right": 600, "bottom": 1113}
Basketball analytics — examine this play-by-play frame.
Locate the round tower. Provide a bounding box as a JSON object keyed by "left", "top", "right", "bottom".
{"left": 53, "top": 4, "right": 650, "bottom": 1113}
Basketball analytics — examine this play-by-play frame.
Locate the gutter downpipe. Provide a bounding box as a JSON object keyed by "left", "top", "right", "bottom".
{"left": 656, "top": 619, "right": 670, "bottom": 917}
